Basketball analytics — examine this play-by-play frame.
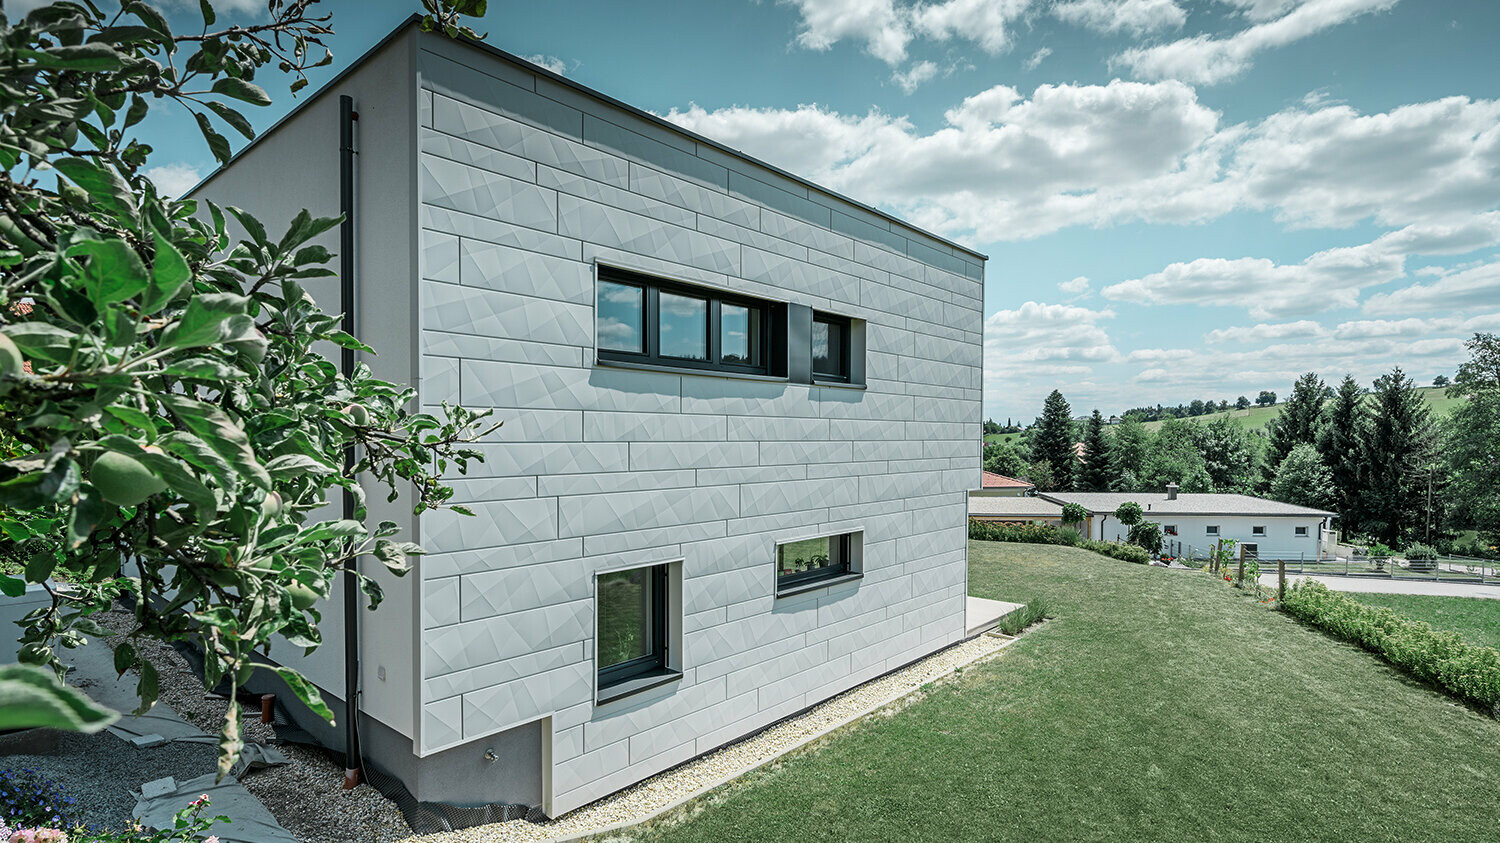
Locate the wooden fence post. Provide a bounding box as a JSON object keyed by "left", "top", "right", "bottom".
{"left": 1237, "top": 545, "right": 1245, "bottom": 586}
{"left": 1278, "top": 559, "right": 1286, "bottom": 602}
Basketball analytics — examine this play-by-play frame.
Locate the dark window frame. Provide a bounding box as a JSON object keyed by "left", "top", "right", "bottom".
{"left": 1252, "top": 525, "right": 1267, "bottom": 536}
{"left": 776, "top": 533, "right": 855, "bottom": 594}
{"left": 811, "top": 311, "right": 852, "bottom": 383}
{"left": 597, "top": 564, "right": 670, "bottom": 690}
{"left": 597, "top": 266, "right": 775, "bottom": 377}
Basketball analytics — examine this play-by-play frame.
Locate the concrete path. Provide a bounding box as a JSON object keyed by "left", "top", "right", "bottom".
{"left": 966, "top": 595, "right": 1025, "bottom": 636}
{"left": 1259, "top": 573, "right": 1500, "bottom": 599}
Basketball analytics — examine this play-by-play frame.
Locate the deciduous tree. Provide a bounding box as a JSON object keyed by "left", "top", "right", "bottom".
{"left": 1269, "top": 443, "right": 1335, "bottom": 511}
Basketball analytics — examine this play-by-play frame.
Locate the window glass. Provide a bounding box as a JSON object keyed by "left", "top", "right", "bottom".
{"left": 1295, "top": 526, "right": 1308, "bottom": 536}
{"left": 597, "top": 280, "right": 644, "bottom": 353}
{"left": 598, "top": 568, "right": 654, "bottom": 670}
{"left": 776, "top": 534, "right": 854, "bottom": 592}
{"left": 812, "top": 315, "right": 847, "bottom": 380}
{"left": 1252, "top": 526, "right": 1266, "bottom": 536}
{"left": 1206, "top": 525, "right": 1220, "bottom": 535}
{"left": 721, "top": 303, "right": 761, "bottom": 366}
{"left": 658, "top": 291, "right": 708, "bottom": 361}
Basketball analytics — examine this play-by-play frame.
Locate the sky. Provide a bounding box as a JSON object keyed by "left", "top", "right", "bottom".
{"left": 61, "top": 0, "right": 1500, "bottom": 422}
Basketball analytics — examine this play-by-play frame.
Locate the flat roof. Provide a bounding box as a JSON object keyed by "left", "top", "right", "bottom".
{"left": 1041, "top": 492, "right": 1335, "bottom": 518}
{"left": 194, "top": 15, "right": 987, "bottom": 264}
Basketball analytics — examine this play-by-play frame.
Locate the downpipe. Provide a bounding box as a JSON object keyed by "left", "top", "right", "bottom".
{"left": 339, "top": 94, "right": 363, "bottom": 791}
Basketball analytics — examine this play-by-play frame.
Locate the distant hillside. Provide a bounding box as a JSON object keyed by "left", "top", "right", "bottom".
{"left": 984, "top": 386, "right": 1463, "bottom": 444}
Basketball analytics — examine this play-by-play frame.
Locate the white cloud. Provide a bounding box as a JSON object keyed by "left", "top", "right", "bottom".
{"left": 523, "top": 54, "right": 569, "bottom": 75}
{"left": 891, "top": 60, "right": 939, "bottom": 93}
{"left": 1054, "top": 0, "right": 1187, "bottom": 35}
{"left": 983, "top": 301, "right": 1120, "bottom": 410}
{"left": 1205, "top": 320, "right": 1327, "bottom": 343}
{"left": 1363, "top": 260, "right": 1500, "bottom": 315}
{"left": 1023, "top": 46, "right": 1052, "bottom": 70}
{"left": 1102, "top": 213, "right": 1500, "bottom": 318}
{"left": 1115, "top": 0, "right": 1399, "bottom": 85}
{"left": 1231, "top": 98, "right": 1500, "bottom": 230}
{"left": 1058, "top": 275, "right": 1091, "bottom": 294}
{"left": 912, "top": 0, "right": 1035, "bottom": 55}
{"left": 781, "top": 0, "right": 914, "bottom": 64}
{"left": 1215, "top": 0, "right": 1301, "bottom": 22}
{"left": 145, "top": 163, "right": 204, "bottom": 198}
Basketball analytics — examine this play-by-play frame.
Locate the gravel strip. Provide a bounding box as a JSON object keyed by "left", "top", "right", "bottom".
{"left": 92, "top": 610, "right": 414, "bottom": 843}
{"left": 402, "top": 629, "right": 1026, "bottom": 843}
{"left": 0, "top": 731, "right": 217, "bottom": 832}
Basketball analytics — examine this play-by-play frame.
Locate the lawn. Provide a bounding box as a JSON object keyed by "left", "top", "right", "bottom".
{"left": 1344, "top": 592, "right": 1500, "bottom": 649}
{"left": 632, "top": 542, "right": 1500, "bottom": 843}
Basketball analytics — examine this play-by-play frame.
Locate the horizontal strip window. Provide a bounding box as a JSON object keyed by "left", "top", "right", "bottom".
{"left": 597, "top": 266, "right": 780, "bottom": 376}
{"left": 776, "top": 533, "right": 856, "bottom": 594}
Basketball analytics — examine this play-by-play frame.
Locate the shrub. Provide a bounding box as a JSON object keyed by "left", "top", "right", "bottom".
{"left": 1127, "top": 521, "right": 1164, "bottom": 554}
{"left": 968, "top": 519, "right": 1150, "bottom": 563}
{"left": 1281, "top": 581, "right": 1500, "bottom": 712}
{"left": 1060, "top": 502, "right": 1090, "bottom": 527}
{"left": 1114, "top": 501, "right": 1143, "bottom": 527}
{"left": 1368, "top": 543, "right": 1395, "bottom": 559}
{"left": 1080, "top": 539, "right": 1151, "bottom": 564}
{"left": 1056, "top": 526, "right": 1082, "bottom": 546}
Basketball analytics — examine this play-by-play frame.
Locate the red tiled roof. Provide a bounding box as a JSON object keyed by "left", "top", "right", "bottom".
{"left": 981, "top": 471, "right": 1034, "bottom": 489}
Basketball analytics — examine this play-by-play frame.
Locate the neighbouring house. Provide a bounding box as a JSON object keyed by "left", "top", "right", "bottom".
{"left": 191, "top": 18, "right": 987, "bottom": 820}
{"left": 1041, "top": 485, "right": 1335, "bottom": 561}
{"left": 972, "top": 471, "right": 1035, "bottom": 497}
{"left": 967, "top": 495, "right": 1063, "bottom": 526}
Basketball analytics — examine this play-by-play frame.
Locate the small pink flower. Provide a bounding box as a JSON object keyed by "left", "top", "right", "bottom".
{"left": 205, "top": 837, "right": 220, "bottom": 843}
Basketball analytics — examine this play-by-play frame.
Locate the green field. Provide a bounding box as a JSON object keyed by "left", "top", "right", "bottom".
{"left": 1344, "top": 592, "right": 1500, "bottom": 649}
{"left": 634, "top": 542, "right": 1500, "bottom": 843}
{"left": 985, "top": 385, "right": 1463, "bottom": 444}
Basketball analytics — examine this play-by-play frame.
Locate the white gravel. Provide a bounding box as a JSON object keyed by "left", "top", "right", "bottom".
{"left": 403, "top": 628, "right": 1028, "bottom": 843}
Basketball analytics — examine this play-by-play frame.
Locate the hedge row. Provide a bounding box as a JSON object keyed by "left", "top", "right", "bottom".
{"left": 968, "top": 519, "right": 1151, "bottom": 565}
{"left": 1281, "top": 581, "right": 1500, "bottom": 713}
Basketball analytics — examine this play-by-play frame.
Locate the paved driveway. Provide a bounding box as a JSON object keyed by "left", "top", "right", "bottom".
{"left": 1259, "top": 573, "right": 1500, "bottom": 600}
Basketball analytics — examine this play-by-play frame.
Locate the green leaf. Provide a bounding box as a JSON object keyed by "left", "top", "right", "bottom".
{"left": 226, "top": 206, "right": 268, "bottom": 247}
{"left": 144, "top": 231, "right": 190, "bottom": 314}
{"left": 66, "top": 486, "right": 110, "bottom": 549}
{"left": 135, "top": 659, "right": 159, "bottom": 716}
{"left": 272, "top": 666, "right": 335, "bottom": 722}
{"left": 52, "top": 158, "right": 136, "bottom": 222}
{"left": 192, "top": 110, "right": 232, "bottom": 164}
{"left": 114, "top": 642, "right": 137, "bottom": 676}
{"left": 136, "top": 452, "right": 217, "bottom": 515}
{"left": 0, "top": 664, "right": 119, "bottom": 733}
{"left": 157, "top": 431, "right": 235, "bottom": 490}
{"left": 24, "top": 43, "right": 126, "bottom": 72}
{"left": 66, "top": 237, "right": 148, "bottom": 307}
{"left": 104, "top": 405, "right": 158, "bottom": 435}
{"left": 125, "top": 1, "right": 173, "bottom": 43}
{"left": 217, "top": 696, "right": 243, "bottom": 781}
{"left": 3, "top": 323, "right": 75, "bottom": 363}
{"left": 0, "top": 576, "right": 26, "bottom": 598}
{"left": 162, "top": 397, "right": 269, "bottom": 490}
{"left": 24, "top": 540, "right": 57, "bottom": 581}
{"left": 300, "top": 520, "right": 362, "bottom": 542}
{"left": 204, "top": 100, "right": 255, "bottom": 140}
{"left": 160, "top": 292, "right": 247, "bottom": 349}
{"left": 162, "top": 357, "right": 243, "bottom": 381}
{"left": 199, "top": 0, "right": 216, "bottom": 25}
{"left": 211, "top": 76, "right": 272, "bottom": 106}
{"left": 265, "top": 454, "right": 334, "bottom": 479}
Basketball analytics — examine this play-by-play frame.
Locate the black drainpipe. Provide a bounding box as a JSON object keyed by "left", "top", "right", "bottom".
{"left": 339, "top": 94, "right": 363, "bottom": 790}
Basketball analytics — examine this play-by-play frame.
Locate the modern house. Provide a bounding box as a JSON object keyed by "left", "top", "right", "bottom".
{"left": 191, "top": 19, "right": 986, "bottom": 820}
{"left": 972, "top": 471, "right": 1035, "bottom": 497}
{"left": 1041, "top": 486, "right": 1335, "bottom": 560}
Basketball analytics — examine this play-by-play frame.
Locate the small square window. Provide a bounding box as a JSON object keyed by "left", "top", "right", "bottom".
{"left": 1243, "top": 543, "right": 1259, "bottom": 559}
{"left": 597, "top": 565, "right": 670, "bottom": 692}
{"left": 812, "top": 313, "right": 850, "bottom": 382}
{"left": 1252, "top": 525, "right": 1266, "bottom": 536}
{"left": 776, "top": 533, "right": 860, "bottom": 595}
{"left": 1206, "top": 525, "right": 1220, "bottom": 536}
{"left": 1295, "top": 526, "right": 1309, "bottom": 537}
{"left": 1163, "top": 525, "right": 1178, "bottom": 536}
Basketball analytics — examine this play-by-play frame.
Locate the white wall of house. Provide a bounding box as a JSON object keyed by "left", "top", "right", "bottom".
{"left": 1091, "top": 514, "right": 1328, "bottom": 560}
{"left": 410, "top": 34, "right": 984, "bottom": 816}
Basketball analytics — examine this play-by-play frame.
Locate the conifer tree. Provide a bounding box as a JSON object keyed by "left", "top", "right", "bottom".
{"left": 1316, "top": 375, "right": 1368, "bottom": 536}
{"left": 1360, "top": 367, "right": 1433, "bottom": 545}
{"left": 1075, "top": 410, "right": 1114, "bottom": 491}
{"left": 1030, "top": 390, "right": 1076, "bottom": 491}
{"left": 1265, "top": 372, "right": 1330, "bottom": 469}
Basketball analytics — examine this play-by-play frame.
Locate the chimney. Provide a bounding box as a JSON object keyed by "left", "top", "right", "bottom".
{"left": 1166, "top": 483, "right": 1179, "bottom": 501}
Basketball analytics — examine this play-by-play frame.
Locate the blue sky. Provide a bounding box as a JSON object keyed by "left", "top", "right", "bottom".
{"left": 97, "top": 0, "right": 1500, "bottom": 421}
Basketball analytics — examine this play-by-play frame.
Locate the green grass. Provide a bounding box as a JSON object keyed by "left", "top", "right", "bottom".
{"left": 632, "top": 542, "right": 1500, "bottom": 843}
{"left": 1344, "top": 592, "right": 1500, "bottom": 649}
